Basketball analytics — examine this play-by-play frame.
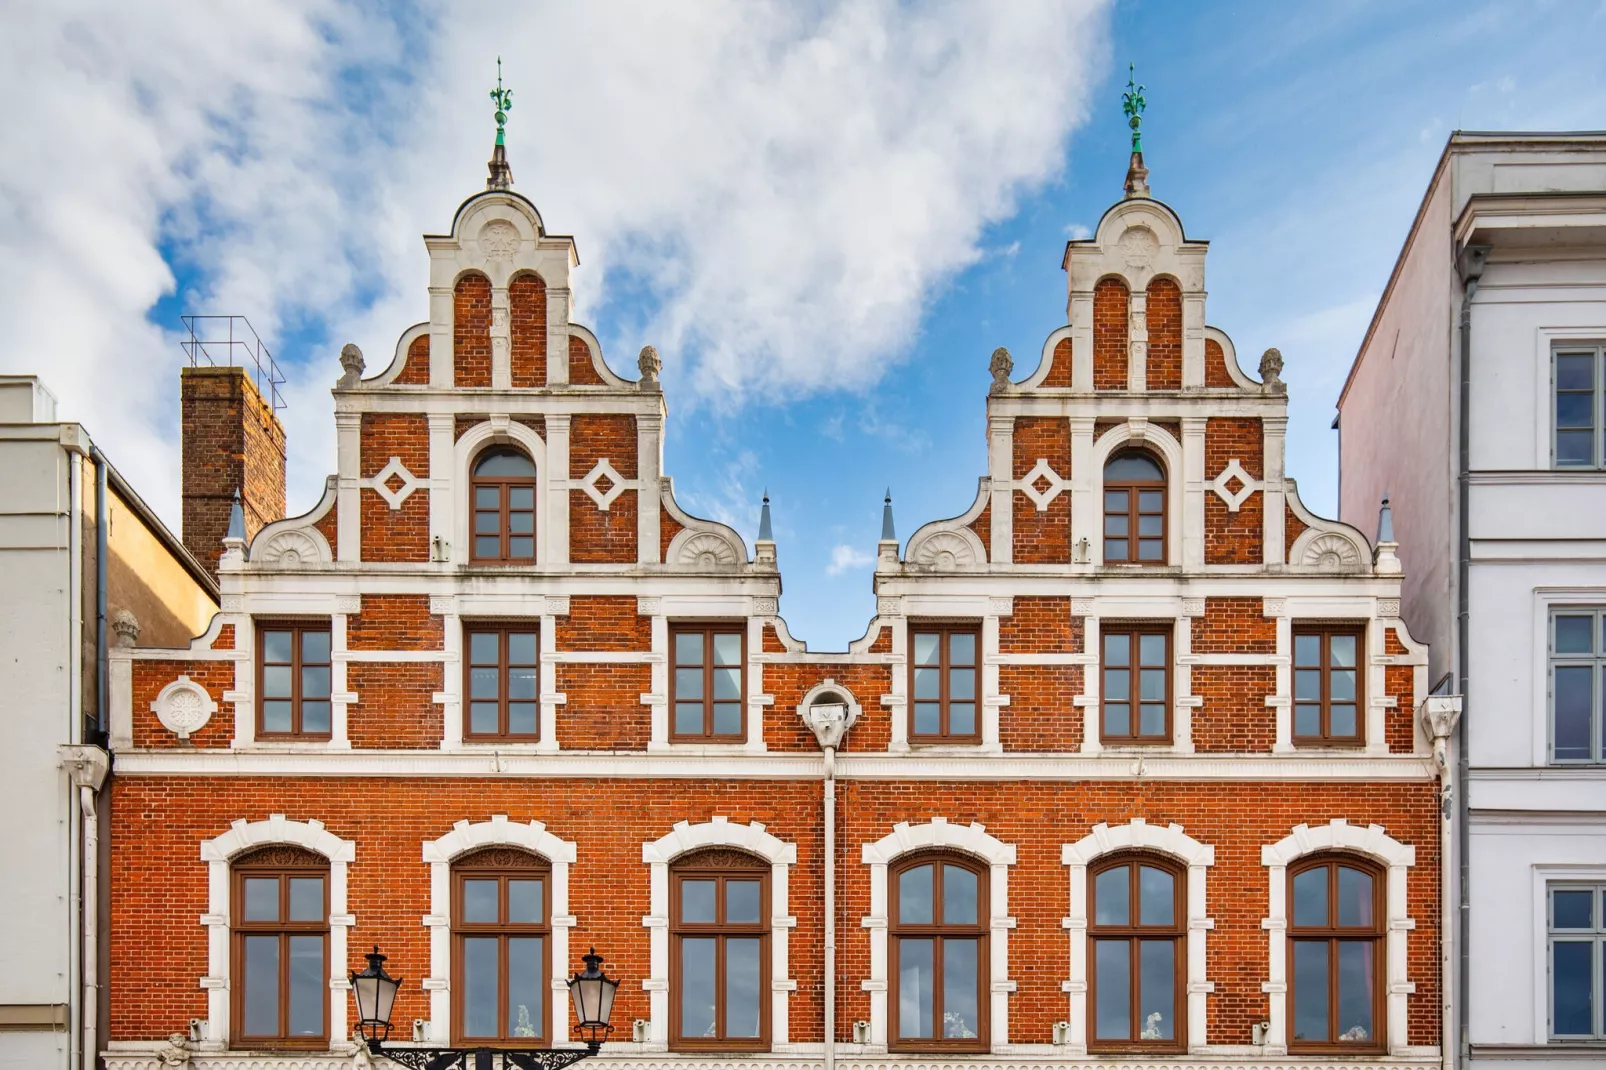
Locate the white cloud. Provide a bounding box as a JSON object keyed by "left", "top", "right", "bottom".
{"left": 825, "top": 543, "right": 874, "bottom": 576}
{"left": 0, "top": 1, "right": 1109, "bottom": 526}
{"left": 1064, "top": 222, "right": 1093, "bottom": 239}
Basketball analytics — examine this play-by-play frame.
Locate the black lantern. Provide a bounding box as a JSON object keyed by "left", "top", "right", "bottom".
{"left": 567, "top": 948, "right": 618, "bottom": 1047}
{"left": 350, "top": 946, "right": 402, "bottom": 1045}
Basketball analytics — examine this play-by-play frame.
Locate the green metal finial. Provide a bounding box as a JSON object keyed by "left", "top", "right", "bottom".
{"left": 490, "top": 57, "right": 513, "bottom": 147}
{"left": 1121, "top": 63, "right": 1146, "bottom": 152}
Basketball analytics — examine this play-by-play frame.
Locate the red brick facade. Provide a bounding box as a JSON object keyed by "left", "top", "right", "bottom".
{"left": 1012, "top": 418, "right": 1070, "bottom": 563}
{"left": 509, "top": 272, "right": 547, "bottom": 387}
{"left": 453, "top": 273, "right": 492, "bottom": 387}
{"left": 1146, "top": 276, "right": 1182, "bottom": 390}
{"left": 1092, "top": 276, "right": 1128, "bottom": 390}
{"left": 180, "top": 365, "right": 287, "bottom": 577}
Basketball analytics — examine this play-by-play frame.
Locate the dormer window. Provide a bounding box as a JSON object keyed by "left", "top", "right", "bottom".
{"left": 471, "top": 448, "right": 536, "bottom": 563}
{"left": 1104, "top": 450, "right": 1166, "bottom": 564}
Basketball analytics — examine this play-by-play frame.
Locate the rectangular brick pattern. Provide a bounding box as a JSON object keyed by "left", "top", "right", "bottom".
{"left": 1092, "top": 277, "right": 1129, "bottom": 390}
{"left": 1205, "top": 336, "right": 1236, "bottom": 388}
{"left": 570, "top": 335, "right": 605, "bottom": 386}
{"left": 569, "top": 414, "right": 638, "bottom": 563}
{"left": 180, "top": 365, "right": 287, "bottom": 577}
{"left": 395, "top": 333, "right": 431, "bottom": 386}
{"left": 1145, "top": 277, "right": 1182, "bottom": 390}
{"left": 1204, "top": 417, "right": 1263, "bottom": 564}
{"left": 360, "top": 413, "right": 430, "bottom": 562}
{"left": 509, "top": 273, "right": 547, "bottom": 387}
{"left": 1012, "top": 417, "right": 1070, "bottom": 563}
{"left": 1043, "top": 336, "right": 1073, "bottom": 387}
{"left": 453, "top": 273, "right": 492, "bottom": 387}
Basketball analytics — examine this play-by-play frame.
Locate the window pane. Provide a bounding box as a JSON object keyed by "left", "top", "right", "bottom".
{"left": 475, "top": 536, "right": 499, "bottom": 558}
{"left": 463, "top": 879, "right": 499, "bottom": 923}
{"left": 1293, "top": 867, "right": 1328, "bottom": 927}
{"left": 509, "top": 666, "right": 537, "bottom": 701}
{"left": 1104, "top": 632, "right": 1130, "bottom": 666}
{"left": 476, "top": 451, "right": 535, "bottom": 477}
{"left": 675, "top": 632, "right": 703, "bottom": 665}
{"left": 713, "top": 666, "right": 741, "bottom": 700}
{"left": 942, "top": 939, "right": 980, "bottom": 1039}
{"left": 1139, "top": 866, "right": 1173, "bottom": 926}
{"left": 674, "top": 703, "right": 703, "bottom": 735}
{"left": 1095, "top": 866, "right": 1130, "bottom": 925}
{"left": 1105, "top": 489, "right": 1128, "bottom": 511}
{"left": 509, "top": 703, "right": 537, "bottom": 736}
{"left": 508, "top": 937, "right": 544, "bottom": 1038}
{"left": 1554, "top": 889, "right": 1595, "bottom": 929}
{"left": 262, "top": 700, "right": 293, "bottom": 734}
{"left": 1292, "top": 940, "right": 1330, "bottom": 1042}
{"left": 507, "top": 632, "right": 537, "bottom": 664}
{"left": 288, "top": 877, "right": 324, "bottom": 922}
{"left": 913, "top": 666, "right": 940, "bottom": 701}
{"left": 1138, "top": 490, "right": 1163, "bottom": 512}
{"left": 508, "top": 510, "right": 534, "bottom": 535}
{"left": 1139, "top": 939, "right": 1175, "bottom": 1040}
{"left": 1336, "top": 941, "right": 1374, "bottom": 1043}
{"left": 1337, "top": 867, "right": 1373, "bottom": 927}
{"left": 945, "top": 632, "right": 974, "bottom": 665}
{"left": 301, "top": 701, "right": 331, "bottom": 735}
{"left": 1331, "top": 668, "right": 1356, "bottom": 702}
{"left": 1137, "top": 513, "right": 1163, "bottom": 537}
{"left": 1093, "top": 939, "right": 1130, "bottom": 1040}
{"left": 301, "top": 631, "right": 330, "bottom": 662}
{"left": 1329, "top": 634, "right": 1356, "bottom": 667}
{"left": 1558, "top": 430, "right": 1594, "bottom": 465}
{"left": 1557, "top": 391, "right": 1594, "bottom": 428}
{"left": 897, "top": 938, "right": 934, "bottom": 1039}
{"left": 1553, "top": 940, "right": 1594, "bottom": 1036}
{"left": 680, "top": 937, "right": 717, "bottom": 1039}
{"left": 508, "top": 486, "right": 534, "bottom": 510}
{"left": 1331, "top": 704, "right": 1357, "bottom": 738}
{"left": 470, "top": 702, "right": 499, "bottom": 735}
{"left": 301, "top": 665, "right": 330, "bottom": 699}
{"left": 1140, "top": 667, "right": 1165, "bottom": 701}
{"left": 243, "top": 877, "right": 279, "bottom": 922}
{"left": 948, "top": 702, "right": 976, "bottom": 736}
{"left": 1558, "top": 354, "right": 1596, "bottom": 390}
{"left": 470, "top": 632, "right": 500, "bottom": 663}
{"left": 461, "top": 936, "right": 499, "bottom": 1038}
{"left": 476, "top": 511, "right": 500, "bottom": 535}
{"left": 944, "top": 865, "right": 978, "bottom": 925}
{"left": 913, "top": 703, "right": 941, "bottom": 735}
{"left": 509, "top": 537, "right": 533, "bottom": 558}
{"left": 675, "top": 668, "right": 704, "bottom": 700}
{"left": 1103, "top": 667, "right": 1130, "bottom": 701}
{"left": 713, "top": 702, "right": 742, "bottom": 735}
{"left": 263, "top": 665, "right": 293, "bottom": 700}
{"left": 1556, "top": 615, "right": 1594, "bottom": 654}
{"left": 1106, "top": 538, "right": 1130, "bottom": 561}
{"left": 681, "top": 880, "right": 716, "bottom": 923}
{"left": 1554, "top": 665, "right": 1594, "bottom": 761}
{"left": 288, "top": 935, "right": 324, "bottom": 1036}
{"left": 1139, "top": 702, "right": 1167, "bottom": 736}
{"left": 1138, "top": 538, "right": 1163, "bottom": 561}
{"left": 1295, "top": 704, "right": 1321, "bottom": 737}
{"left": 1104, "top": 703, "right": 1130, "bottom": 737}
{"left": 1295, "top": 669, "right": 1322, "bottom": 702}
{"left": 913, "top": 633, "right": 939, "bottom": 666}
{"left": 713, "top": 633, "right": 742, "bottom": 666}
{"left": 475, "top": 486, "right": 500, "bottom": 508}
{"left": 242, "top": 935, "right": 280, "bottom": 1036}
{"left": 1294, "top": 634, "right": 1321, "bottom": 667}
{"left": 727, "top": 880, "right": 762, "bottom": 924}
{"left": 1105, "top": 513, "right": 1129, "bottom": 537}
{"left": 948, "top": 668, "right": 975, "bottom": 701}
{"left": 1139, "top": 634, "right": 1166, "bottom": 666}
{"left": 725, "top": 937, "right": 763, "bottom": 1039}
{"left": 262, "top": 630, "right": 292, "bottom": 663}
{"left": 899, "top": 865, "right": 934, "bottom": 924}
{"left": 509, "top": 880, "right": 543, "bottom": 923}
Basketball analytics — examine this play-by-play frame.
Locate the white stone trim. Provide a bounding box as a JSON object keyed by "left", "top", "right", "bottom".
{"left": 361, "top": 456, "right": 426, "bottom": 511}
{"left": 1060, "top": 820, "right": 1215, "bottom": 1054}
{"left": 420, "top": 817, "right": 578, "bottom": 1045}
{"left": 579, "top": 457, "right": 633, "bottom": 512}
{"left": 1017, "top": 458, "right": 1069, "bottom": 512}
{"left": 452, "top": 419, "right": 551, "bottom": 566}
{"left": 860, "top": 819, "right": 1017, "bottom": 1052}
{"left": 1260, "top": 819, "right": 1416, "bottom": 1055}
{"left": 1208, "top": 458, "right": 1260, "bottom": 513}
{"left": 641, "top": 819, "right": 798, "bottom": 1050}
{"left": 1086, "top": 420, "right": 1187, "bottom": 568}
{"left": 198, "top": 816, "right": 356, "bottom": 1049}
{"left": 151, "top": 675, "right": 218, "bottom": 740}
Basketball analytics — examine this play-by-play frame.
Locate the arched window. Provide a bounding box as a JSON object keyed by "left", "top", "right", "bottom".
{"left": 1088, "top": 856, "right": 1184, "bottom": 1051}
{"left": 1104, "top": 450, "right": 1166, "bottom": 564}
{"left": 1288, "top": 856, "right": 1383, "bottom": 1051}
{"left": 890, "top": 854, "right": 988, "bottom": 1051}
{"left": 471, "top": 448, "right": 537, "bottom": 563}
{"left": 671, "top": 848, "right": 770, "bottom": 1050}
{"left": 231, "top": 845, "right": 329, "bottom": 1047}
{"left": 452, "top": 848, "right": 551, "bottom": 1045}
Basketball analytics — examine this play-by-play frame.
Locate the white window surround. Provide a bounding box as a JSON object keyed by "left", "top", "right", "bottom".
{"left": 640, "top": 818, "right": 797, "bottom": 1050}
{"left": 1077, "top": 609, "right": 1199, "bottom": 756}
{"left": 860, "top": 818, "right": 1017, "bottom": 1052}
{"left": 645, "top": 613, "right": 769, "bottom": 754}
{"left": 1530, "top": 588, "right": 1606, "bottom": 767}
{"left": 884, "top": 597, "right": 1007, "bottom": 755}
{"left": 1061, "top": 819, "right": 1215, "bottom": 1054}
{"left": 1260, "top": 819, "right": 1416, "bottom": 1055}
{"left": 1531, "top": 328, "right": 1606, "bottom": 469}
{"left": 198, "top": 815, "right": 356, "bottom": 1050}
{"left": 452, "top": 418, "right": 552, "bottom": 567}
{"left": 1083, "top": 421, "right": 1188, "bottom": 568}
{"left": 1531, "top": 863, "right": 1606, "bottom": 1043}
{"left": 420, "top": 817, "right": 578, "bottom": 1046}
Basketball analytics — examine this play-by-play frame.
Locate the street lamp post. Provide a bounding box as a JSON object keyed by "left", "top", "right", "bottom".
{"left": 350, "top": 946, "right": 619, "bottom": 1070}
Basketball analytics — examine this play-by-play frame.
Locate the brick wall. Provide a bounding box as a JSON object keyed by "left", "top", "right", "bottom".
{"left": 1193, "top": 598, "right": 1275, "bottom": 653}
{"left": 395, "top": 333, "right": 431, "bottom": 386}
{"left": 967, "top": 501, "right": 991, "bottom": 560}
{"left": 1146, "top": 277, "right": 1182, "bottom": 390}
{"left": 1204, "top": 336, "right": 1236, "bottom": 388}
{"left": 180, "top": 365, "right": 287, "bottom": 577}
{"left": 348, "top": 663, "right": 443, "bottom": 748}
{"left": 1012, "top": 417, "right": 1071, "bottom": 563}
{"left": 1192, "top": 665, "right": 1277, "bottom": 752}
{"left": 999, "top": 597, "right": 1081, "bottom": 653}
{"left": 132, "top": 659, "right": 235, "bottom": 748}
{"left": 555, "top": 597, "right": 651, "bottom": 651}
{"left": 1093, "top": 277, "right": 1129, "bottom": 391}
{"left": 660, "top": 507, "right": 684, "bottom": 562}
{"left": 761, "top": 662, "right": 893, "bottom": 753}
{"left": 1285, "top": 505, "right": 1309, "bottom": 563}
{"left": 570, "top": 414, "right": 638, "bottom": 563}
{"left": 347, "top": 595, "right": 441, "bottom": 651}
{"left": 1204, "top": 418, "right": 1263, "bottom": 564}
{"left": 1043, "top": 336, "right": 1073, "bottom": 387}
{"left": 454, "top": 273, "right": 492, "bottom": 387}
{"left": 313, "top": 500, "right": 338, "bottom": 554}
{"left": 1000, "top": 665, "right": 1081, "bottom": 750}
{"left": 557, "top": 665, "right": 652, "bottom": 749}
{"left": 570, "top": 335, "right": 605, "bottom": 386}
{"left": 360, "top": 414, "right": 431, "bottom": 562}
{"left": 509, "top": 273, "right": 547, "bottom": 387}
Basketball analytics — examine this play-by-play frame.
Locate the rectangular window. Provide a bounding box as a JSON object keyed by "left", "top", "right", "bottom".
{"left": 909, "top": 625, "right": 980, "bottom": 743}
{"left": 232, "top": 858, "right": 329, "bottom": 1046}
{"left": 1550, "top": 884, "right": 1605, "bottom": 1039}
{"left": 464, "top": 624, "right": 540, "bottom": 740}
{"left": 671, "top": 625, "right": 746, "bottom": 741}
{"left": 1292, "top": 624, "right": 1364, "bottom": 745}
{"left": 1555, "top": 345, "right": 1606, "bottom": 468}
{"left": 257, "top": 622, "right": 332, "bottom": 739}
{"left": 1552, "top": 609, "right": 1606, "bottom": 763}
{"left": 1101, "top": 625, "right": 1171, "bottom": 744}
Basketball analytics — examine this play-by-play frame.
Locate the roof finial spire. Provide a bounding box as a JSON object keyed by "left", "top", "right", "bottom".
{"left": 758, "top": 490, "right": 774, "bottom": 542}
{"left": 486, "top": 57, "right": 515, "bottom": 190}
{"left": 880, "top": 488, "right": 896, "bottom": 542}
{"left": 1121, "top": 62, "right": 1150, "bottom": 199}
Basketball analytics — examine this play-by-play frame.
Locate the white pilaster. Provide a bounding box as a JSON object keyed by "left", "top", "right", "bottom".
{"left": 1181, "top": 417, "right": 1206, "bottom": 568}
{"left": 428, "top": 285, "right": 452, "bottom": 387}
{"left": 546, "top": 413, "right": 571, "bottom": 564}
{"left": 335, "top": 412, "right": 361, "bottom": 563}
{"left": 546, "top": 290, "right": 571, "bottom": 386}
{"left": 1128, "top": 290, "right": 1148, "bottom": 391}
{"left": 1263, "top": 416, "right": 1287, "bottom": 566}
{"left": 1181, "top": 292, "right": 1207, "bottom": 387}
{"left": 1068, "top": 418, "right": 1096, "bottom": 564}
{"left": 427, "top": 414, "right": 454, "bottom": 557}
{"left": 637, "top": 414, "right": 663, "bottom": 564}
{"left": 490, "top": 286, "right": 511, "bottom": 389}
{"left": 987, "top": 415, "right": 1014, "bottom": 564}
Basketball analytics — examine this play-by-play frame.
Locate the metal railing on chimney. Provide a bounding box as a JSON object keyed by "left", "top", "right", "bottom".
{"left": 180, "top": 314, "right": 287, "bottom": 412}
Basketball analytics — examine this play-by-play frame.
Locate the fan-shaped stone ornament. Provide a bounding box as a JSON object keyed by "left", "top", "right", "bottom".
{"left": 1302, "top": 532, "right": 1364, "bottom": 573}
{"left": 151, "top": 675, "right": 218, "bottom": 741}
{"left": 678, "top": 531, "right": 740, "bottom": 568}
{"left": 908, "top": 530, "right": 979, "bottom": 570}
{"left": 257, "top": 528, "right": 327, "bottom": 568}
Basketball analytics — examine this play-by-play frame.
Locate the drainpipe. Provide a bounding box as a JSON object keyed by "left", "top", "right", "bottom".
{"left": 1454, "top": 245, "right": 1486, "bottom": 1070}
{"left": 1421, "top": 693, "right": 1462, "bottom": 1070}
{"left": 802, "top": 687, "right": 858, "bottom": 1070}
{"left": 92, "top": 447, "right": 108, "bottom": 745}
{"left": 60, "top": 748, "right": 109, "bottom": 1070}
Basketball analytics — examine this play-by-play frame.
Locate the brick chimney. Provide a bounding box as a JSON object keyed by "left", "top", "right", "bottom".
{"left": 181, "top": 365, "right": 286, "bottom": 577}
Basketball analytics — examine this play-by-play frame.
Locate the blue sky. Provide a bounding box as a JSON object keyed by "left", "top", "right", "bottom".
{"left": 4, "top": 0, "right": 1604, "bottom": 649}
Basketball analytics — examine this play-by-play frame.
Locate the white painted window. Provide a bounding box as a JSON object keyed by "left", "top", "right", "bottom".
{"left": 1549, "top": 883, "right": 1606, "bottom": 1039}
{"left": 1550, "top": 608, "right": 1606, "bottom": 763}
{"left": 1554, "top": 344, "right": 1606, "bottom": 468}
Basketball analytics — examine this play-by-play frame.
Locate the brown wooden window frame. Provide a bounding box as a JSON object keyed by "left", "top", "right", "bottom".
{"left": 470, "top": 446, "right": 537, "bottom": 565}
{"left": 669, "top": 849, "right": 772, "bottom": 1051}
{"left": 907, "top": 623, "right": 981, "bottom": 744}
{"left": 463, "top": 622, "right": 541, "bottom": 742}
{"left": 451, "top": 848, "right": 552, "bottom": 1046}
{"left": 1100, "top": 623, "right": 1172, "bottom": 745}
{"left": 1087, "top": 855, "right": 1186, "bottom": 1053}
{"left": 1292, "top": 623, "right": 1366, "bottom": 746}
{"left": 1103, "top": 449, "right": 1168, "bottom": 564}
{"left": 1287, "top": 855, "right": 1385, "bottom": 1053}
{"left": 255, "top": 620, "right": 333, "bottom": 741}
{"left": 888, "top": 852, "right": 990, "bottom": 1053}
{"left": 230, "top": 846, "right": 330, "bottom": 1048}
{"left": 669, "top": 623, "right": 747, "bottom": 742}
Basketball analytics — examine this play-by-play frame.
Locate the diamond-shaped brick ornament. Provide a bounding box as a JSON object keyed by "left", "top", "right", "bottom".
{"left": 368, "top": 456, "right": 424, "bottom": 510}
{"left": 1018, "top": 458, "right": 1068, "bottom": 512}
{"left": 581, "top": 458, "right": 630, "bottom": 512}
{"left": 1209, "top": 458, "right": 1261, "bottom": 513}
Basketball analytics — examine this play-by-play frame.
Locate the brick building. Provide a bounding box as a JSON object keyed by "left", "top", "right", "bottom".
{"left": 103, "top": 138, "right": 1454, "bottom": 1070}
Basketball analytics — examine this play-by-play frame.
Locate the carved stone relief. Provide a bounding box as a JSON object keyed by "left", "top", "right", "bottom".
{"left": 477, "top": 220, "right": 520, "bottom": 260}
